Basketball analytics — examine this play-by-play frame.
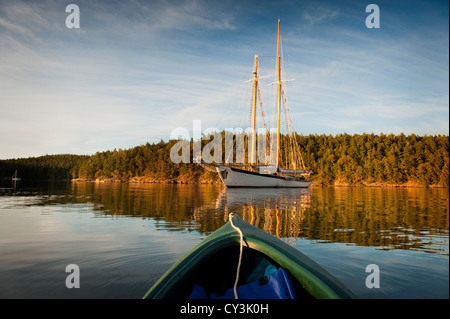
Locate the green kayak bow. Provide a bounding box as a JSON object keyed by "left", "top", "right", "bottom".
{"left": 143, "top": 213, "right": 355, "bottom": 299}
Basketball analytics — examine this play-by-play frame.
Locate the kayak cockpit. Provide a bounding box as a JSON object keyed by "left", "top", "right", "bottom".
{"left": 143, "top": 213, "right": 355, "bottom": 299}
{"left": 173, "top": 245, "right": 314, "bottom": 299}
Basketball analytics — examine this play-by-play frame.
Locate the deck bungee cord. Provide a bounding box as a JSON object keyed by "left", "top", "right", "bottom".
{"left": 228, "top": 213, "right": 244, "bottom": 299}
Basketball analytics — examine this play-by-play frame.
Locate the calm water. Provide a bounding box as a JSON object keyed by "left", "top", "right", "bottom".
{"left": 0, "top": 181, "right": 448, "bottom": 299}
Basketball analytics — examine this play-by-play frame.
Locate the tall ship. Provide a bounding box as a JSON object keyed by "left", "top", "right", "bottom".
{"left": 215, "top": 20, "right": 312, "bottom": 188}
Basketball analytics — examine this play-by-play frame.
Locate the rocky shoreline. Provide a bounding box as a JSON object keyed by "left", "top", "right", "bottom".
{"left": 71, "top": 177, "right": 445, "bottom": 188}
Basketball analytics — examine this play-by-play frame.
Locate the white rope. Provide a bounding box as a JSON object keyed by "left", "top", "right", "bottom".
{"left": 229, "top": 213, "right": 244, "bottom": 299}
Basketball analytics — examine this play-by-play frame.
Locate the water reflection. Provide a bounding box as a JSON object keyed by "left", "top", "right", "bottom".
{"left": 215, "top": 188, "right": 311, "bottom": 246}
{"left": 3, "top": 181, "right": 448, "bottom": 255}
{"left": 217, "top": 187, "right": 449, "bottom": 255}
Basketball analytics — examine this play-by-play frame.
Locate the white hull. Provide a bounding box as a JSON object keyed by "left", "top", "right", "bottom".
{"left": 217, "top": 165, "right": 312, "bottom": 188}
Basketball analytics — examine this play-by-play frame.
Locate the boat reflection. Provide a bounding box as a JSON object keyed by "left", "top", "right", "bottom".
{"left": 5, "top": 181, "right": 448, "bottom": 255}
{"left": 213, "top": 187, "right": 311, "bottom": 245}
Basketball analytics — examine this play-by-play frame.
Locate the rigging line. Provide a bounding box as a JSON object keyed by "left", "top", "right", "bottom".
{"left": 241, "top": 57, "right": 260, "bottom": 129}
{"left": 291, "top": 120, "right": 303, "bottom": 170}
{"left": 213, "top": 62, "right": 254, "bottom": 131}
{"left": 280, "top": 67, "right": 307, "bottom": 171}
{"left": 282, "top": 91, "right": 296, "bottom": 169}
{"left": 251, "top": 58, "right": 270, "bottom": 134}
{"left": 257, "top": 84, "right": 268, "bottom": 130}
{"left": 224, "top": 64, "right": 255, "bottom": 164}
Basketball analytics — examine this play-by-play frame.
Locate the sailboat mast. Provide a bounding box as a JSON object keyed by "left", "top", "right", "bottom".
{"left": 250, "top": 54, "right": 258, "bottom": 165}
{"left": 276, "top": 19, "right": 282, "bottom": 169}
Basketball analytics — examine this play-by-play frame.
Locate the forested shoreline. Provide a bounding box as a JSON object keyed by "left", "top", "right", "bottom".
{"left": 0, "top": 154, "right": 89, "bottom": 181}
{"left": 1, "top": 133, "right": 448, "bottom": 187}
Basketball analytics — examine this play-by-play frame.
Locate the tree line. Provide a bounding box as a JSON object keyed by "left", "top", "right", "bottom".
{"left": 0, "top": 154, "right": 89, "bottom": 181}
{"left": 299, "top": 133, "right": 448, "bottom": 187}
{"left": 0, "top": 133, "right": 448, "bottom": 187}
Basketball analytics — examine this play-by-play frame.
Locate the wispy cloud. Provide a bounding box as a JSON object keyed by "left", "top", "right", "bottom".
{"left": 302, "top": 6, "right": 340, "bottom": 25}
{"left": 0, "top": 0, "right": 245, "bottom": 158}
{"left": 0, "top": 17, "right": 31, "bottom": 36}
{"left": 0, "top": 0, "right": 448, "bottom": 158}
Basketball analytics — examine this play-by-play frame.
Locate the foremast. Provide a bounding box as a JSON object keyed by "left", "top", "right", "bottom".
{"left": 276, "top": 19, "right": 282, "bottom": 169}
{"left": 250, "top": 54, "right": 258, "bottom": 165}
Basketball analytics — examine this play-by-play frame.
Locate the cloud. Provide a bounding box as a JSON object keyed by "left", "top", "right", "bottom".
{"left": 0, "top": 17, "right": 31, "bottom": 36}
{"left": 0, "top": 0, "right": 245, "bottom": 158}
{"left": 0, "top": 0, "right": 448, "bottom": 158}
{"left": 145, "top": 0, "right": 236, "bottom": 31}
{"left": 77, "top": 0, "right": 237, "bottom": 42}
{"left": 280, "top": 10, "right": 449, "bottom": 135}
{"left": 302, "top": 5, "right": 340, "bottom": 26}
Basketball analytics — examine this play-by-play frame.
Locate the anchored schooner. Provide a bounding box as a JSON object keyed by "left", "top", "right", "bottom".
{"left": 215, "top": 20, "right": 312, "bottom": 188}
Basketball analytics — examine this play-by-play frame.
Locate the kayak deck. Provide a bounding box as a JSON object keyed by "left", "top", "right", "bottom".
{"left": 169, "top": 245, "right": 312, "bottom": 299}
{"left": 143, "top": 213, "right": 355, "bottom": 299}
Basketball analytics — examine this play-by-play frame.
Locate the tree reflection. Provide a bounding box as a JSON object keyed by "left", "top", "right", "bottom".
{"left": 21, "top": 182, "right": 449, "bottom": 255}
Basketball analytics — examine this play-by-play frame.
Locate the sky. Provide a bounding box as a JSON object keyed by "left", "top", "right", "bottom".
{"left": 0, "top": 0, "right": 448, "bottom": 159}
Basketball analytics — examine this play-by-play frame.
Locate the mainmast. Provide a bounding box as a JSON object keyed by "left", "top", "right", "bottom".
{"left": 276, "top": 19, "right": 282, "bottom": 169}
{"left": 250, "top": 54, "right": 258, "bottom": 165}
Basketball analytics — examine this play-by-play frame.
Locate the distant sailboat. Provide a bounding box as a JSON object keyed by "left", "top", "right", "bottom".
{"left": 12, "top": 170, "right": 21, "bottom": 181}
{"left": 215, "top": 20, "right": 312, "bottom": 188}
